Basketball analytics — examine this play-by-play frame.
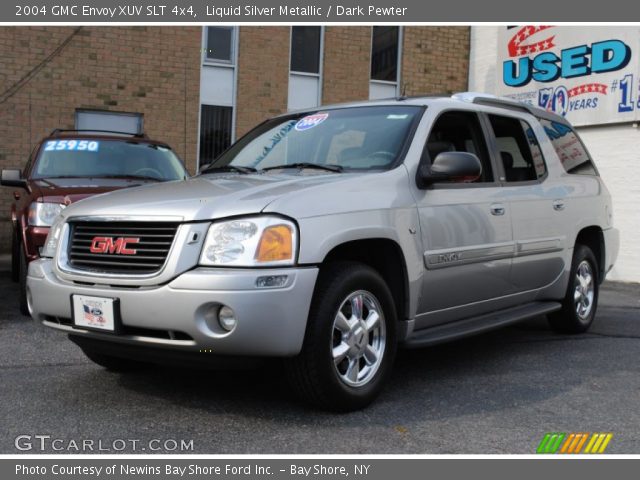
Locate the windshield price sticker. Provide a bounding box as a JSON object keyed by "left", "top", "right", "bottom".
{"left": 295, "top": 113, "right": 329, "bottom": 131}
{"left": 44, "top": 140, "right": 100, "bottom": 152}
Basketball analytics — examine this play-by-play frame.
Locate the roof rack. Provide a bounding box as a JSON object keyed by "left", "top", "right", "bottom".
{"left": 451, "top": 92, "right": 570, "bottom": 125}
{"left": 48, "top": 129, "right": 148, "bottom": 138}
{"left": 395, "top": 93, "right": 450, "bottom": 101}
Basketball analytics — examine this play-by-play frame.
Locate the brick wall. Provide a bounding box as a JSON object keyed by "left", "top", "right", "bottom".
{"left": 234, "top": 26, "right": 470, "bottom": 129}
{"left": 0, "top": 26, "right": 471, "bottom": 254}
{"left": 235, "top": 26, "right": 290, "bottom": 137}
{"left": 235, "top": 26, "right": 374, "bottom": 136}
{"left": 322, "top": 26, "right": 372, "bottom": 104}
{"left": 0, "top": 26, "right": 201, "bottom": 253}
{"left": 401, "top": 26, "right": 470, "bottom": 95}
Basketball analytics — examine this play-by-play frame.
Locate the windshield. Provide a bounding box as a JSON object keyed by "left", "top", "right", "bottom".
{"left": 33, "top": 139, "right": 188, "bottom": 181}
{"left": 207, "top": 106, "right": 423, "bottom": 172}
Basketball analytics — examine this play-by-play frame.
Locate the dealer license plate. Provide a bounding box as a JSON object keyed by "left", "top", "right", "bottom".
{"left": 72, "top": 295, "right": 117, "bottom": 332}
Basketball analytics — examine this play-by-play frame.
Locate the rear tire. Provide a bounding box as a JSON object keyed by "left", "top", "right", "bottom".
{"left": 285, "top": 261, "right": 397, "bottom": 412}
{"left": 81, "top": 347, "right": 149, "bottom": 372}
{"left": 548, "top": 244, "right": 599, "bottom": 334}
{"left": 18, "top": 244, "right": 29, "bottom": 316}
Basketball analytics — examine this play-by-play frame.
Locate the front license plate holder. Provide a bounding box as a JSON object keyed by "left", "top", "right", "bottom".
{"left": 71, "top": 295, "right": 121, "bottom": 334}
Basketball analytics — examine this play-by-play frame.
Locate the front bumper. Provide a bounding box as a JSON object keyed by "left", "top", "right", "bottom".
{"left": 27, "top": 258, "right": 318, "bottom": 357}
{"left": 603, "top": 227, "right": 620, "bottom": 279}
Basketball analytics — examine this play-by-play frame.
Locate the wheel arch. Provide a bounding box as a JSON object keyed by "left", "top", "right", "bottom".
{"left": 574, "top": 226, "right": 605, "bottom": 283}
{"left": 321, "top": 238, "right": 410, "bottom": 325}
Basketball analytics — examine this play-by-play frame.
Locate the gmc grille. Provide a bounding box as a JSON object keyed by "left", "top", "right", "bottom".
{"left": 67, "top": 221, "right": 179, "bottom": 274}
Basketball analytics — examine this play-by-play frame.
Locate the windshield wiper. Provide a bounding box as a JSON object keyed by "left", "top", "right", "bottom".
{"left": 36, "top": 178, "right": 62, "bottom": 187}
{"left": 200, "top": 165, "right": 258, "bottom": 174}
{"left": 99, "top": 174, "right": 162, "bottom": 182}
{"left": 38, "top": 175, "right": 162, "bottom": 182}
{"left": 262, "top": 162, "right": 343, "bottom": 173}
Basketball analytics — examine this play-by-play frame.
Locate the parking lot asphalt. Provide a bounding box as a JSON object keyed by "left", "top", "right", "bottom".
{"left": 1, "top": 255, "right": 639, "bottom": 454}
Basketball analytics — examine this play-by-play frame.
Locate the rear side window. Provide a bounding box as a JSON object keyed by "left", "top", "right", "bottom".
{"left": 540, "top": 119, "right": 598, "bottom": 176}
{"left": 488, "top": 115, "right": 547, "bottom": 182}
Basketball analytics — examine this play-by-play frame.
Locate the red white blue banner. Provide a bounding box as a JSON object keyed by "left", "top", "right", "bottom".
{"left": 497, "top": 26, "right": 640, "bottom": 126}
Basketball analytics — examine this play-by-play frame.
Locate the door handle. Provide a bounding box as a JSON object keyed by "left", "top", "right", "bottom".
{"left": 552, "top": 199, "right": 565, "bottom": 211}
{"left": 490, "top": 204, "right": 506, "bottom": 216}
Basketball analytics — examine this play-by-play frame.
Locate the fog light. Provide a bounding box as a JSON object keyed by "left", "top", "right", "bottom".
{"left": 218, "top": 306, "right": 237, "bottom": 331}
{"left": 256, "top": 275, "right": 288, "bottom": 288}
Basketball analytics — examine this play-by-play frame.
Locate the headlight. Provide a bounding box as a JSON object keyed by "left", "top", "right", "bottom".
{"left": 41, "top": 216, "right": 65, "bottom": 258}
{"left": 199, "top": 216, "right": 297, "bottom": 267}
{"left": 28, "top": 202, "right": 65, "bottom": 227}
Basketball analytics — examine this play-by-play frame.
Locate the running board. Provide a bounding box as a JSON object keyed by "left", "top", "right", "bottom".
{"left": 403, "top": 301, "right": 562, "bottom": 348}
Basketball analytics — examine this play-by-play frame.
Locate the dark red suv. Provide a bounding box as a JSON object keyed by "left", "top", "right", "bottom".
{"left": 1, "top": 130, "right": 188, "bottom": 314}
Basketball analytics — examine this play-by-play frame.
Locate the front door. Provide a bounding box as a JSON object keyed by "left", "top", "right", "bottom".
{"left": 414, "top": 110, "right": 515, "bottom": 329}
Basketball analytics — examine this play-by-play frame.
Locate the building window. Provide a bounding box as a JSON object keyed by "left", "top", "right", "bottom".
{"left": 369, "top": 27, "right": 401, "bottom": 100}
{"left": 371, "top": 26, "right": 399, "bottom": 82}
{"left": 290, "top": 26, "right": 321, "bottom": 74}
{"left": 288, "top": 27, "right": 323, "bottom": 111}
{"left": 199, "top": 105, "right": 233, "bottom": 166}
{"left": 204, "top": 26, "right": 235, "bottom": 64}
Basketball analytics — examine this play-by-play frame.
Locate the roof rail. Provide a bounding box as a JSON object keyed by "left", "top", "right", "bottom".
{"left": 397, "top": 93, "right": 450, "bottom": 101}
{"left": 451, "top": 92, "right": 570, "bottom": 125}
{"left": 48, "top": 129, "right": 148, "bottom": 138}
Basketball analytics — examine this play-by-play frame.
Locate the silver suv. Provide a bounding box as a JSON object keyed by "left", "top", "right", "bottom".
{"left": 27, "top": 93, "right": 619, "bottom": 411}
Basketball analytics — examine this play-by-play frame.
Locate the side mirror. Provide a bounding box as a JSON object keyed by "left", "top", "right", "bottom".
{"left": 1, "top": 169, "right": 28, "bottom": 190}
{"left": 417, "top": 152, "right": 482, "bottom": 188}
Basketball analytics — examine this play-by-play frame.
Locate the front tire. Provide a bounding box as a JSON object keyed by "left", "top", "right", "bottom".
{"left": 18, "top": 244, "right": 29, "bottom": 316}
{"left": 286, "top": 262, "right": 397, "bottom": 412}
{"left": 548, "top": 244, "right": 599, "bottom": 334}
{"left": 11, "top": 231, "right": 20, "bottom": 283}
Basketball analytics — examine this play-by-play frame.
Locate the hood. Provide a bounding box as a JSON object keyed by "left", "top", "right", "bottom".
{"left": 32, "top": 177, "right": 157, "bottom": 205}
{"left": 59, "top": 172, "right": 363, "bottom": 221}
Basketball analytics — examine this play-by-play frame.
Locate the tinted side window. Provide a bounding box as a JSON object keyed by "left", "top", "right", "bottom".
{"left": 424, "top": 111, "right": 494, "bottom": 183}
{"left": 540, "top": 119, "right": 598, "bottom": 175}
{"left": 24, "top": 144, "right": 40, "bottom": 176}
{"left": 488, "top": 115, "right": 546, "bottom": 182}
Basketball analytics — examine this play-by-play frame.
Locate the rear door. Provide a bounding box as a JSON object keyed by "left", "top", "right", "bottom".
{"left": 485, "top": 113, "right": 568, "bottom": 293}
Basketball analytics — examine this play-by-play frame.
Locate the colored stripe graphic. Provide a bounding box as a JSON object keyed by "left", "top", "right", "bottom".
{"left": 537, "top": 433, "right": 613, "bottom": 454}
{"left": 584, "top": 433, "right": 613, "bottom": 454}
{"left": 573, "top": 433, "right": 589, "bottom": 453}
{"left": 560, "top": 433, "right": 575, "bottom": 453}
{"left": 537, "top": 433, "right": 565, "bottom": 453}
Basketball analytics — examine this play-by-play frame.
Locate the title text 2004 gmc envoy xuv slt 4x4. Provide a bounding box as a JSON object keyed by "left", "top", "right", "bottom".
{"left": 27, "top": 93, "right": 619, "bottom": 411}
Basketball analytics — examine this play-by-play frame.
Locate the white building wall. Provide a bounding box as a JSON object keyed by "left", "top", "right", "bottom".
{"left": 578, "top": 125, "right": 640, "bottom": 281}
{"left": 469, "top": 26, "right": 640, "bottom": 282}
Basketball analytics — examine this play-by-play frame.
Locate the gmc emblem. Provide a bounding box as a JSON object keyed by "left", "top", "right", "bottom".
{"left": 89, "top": 236, "right": 140, "bottom": 255}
